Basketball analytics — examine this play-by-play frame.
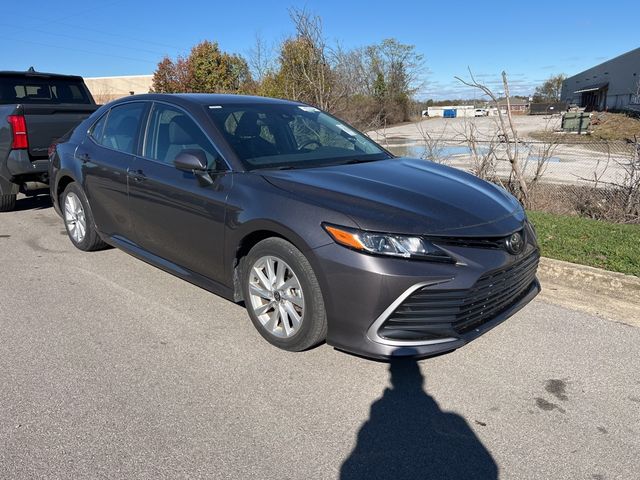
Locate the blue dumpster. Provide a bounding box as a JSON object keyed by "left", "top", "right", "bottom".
{"left": 443, "top": 109, "right": 457, "bottom": 118}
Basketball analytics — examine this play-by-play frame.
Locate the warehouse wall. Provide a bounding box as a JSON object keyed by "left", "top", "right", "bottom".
{"left": 561, "top": 48, "right": 640, "bottom": 110}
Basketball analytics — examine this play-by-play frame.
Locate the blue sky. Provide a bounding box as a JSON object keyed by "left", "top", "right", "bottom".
{"left": 1, "top": 0, "right": 637, "bottom": 99}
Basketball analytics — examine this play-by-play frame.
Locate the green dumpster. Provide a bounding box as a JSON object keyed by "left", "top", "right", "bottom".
{"left": 562, "top": 112, "right": 591, "bottom": 133}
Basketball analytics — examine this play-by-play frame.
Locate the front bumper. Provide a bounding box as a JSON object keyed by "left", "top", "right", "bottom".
{"left": 310, "top": 236, "right": 540, "bottom": 360}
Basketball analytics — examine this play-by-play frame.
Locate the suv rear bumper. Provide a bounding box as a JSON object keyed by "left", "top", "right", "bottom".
{"left": 1, "top": 150, "right": 49, "bottom": 184}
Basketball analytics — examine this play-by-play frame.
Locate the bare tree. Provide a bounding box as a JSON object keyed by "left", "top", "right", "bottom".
{"left": 458, "top": 119, "right": 501, "bottom": 180}
{"left": 282, "top": 7, "right": 337, "bottom": 111}
{"left": 455, "top": 69, "right": 532, "bottom": 206}
{"left": 414, "top": 121, "right": 452, "bottom": 164}
{"left": 619, "top": 138, "right": 640, "bottom": 221}
{"left": 248, "top": 32, "right": 275, "bottom": 83}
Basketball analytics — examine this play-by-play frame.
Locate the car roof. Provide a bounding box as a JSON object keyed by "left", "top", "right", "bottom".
{"left": 0, "top": 70, "right": 84, "bottom": 81}
{"left": 118, "top": 93, "right": 305, "bottom": 107}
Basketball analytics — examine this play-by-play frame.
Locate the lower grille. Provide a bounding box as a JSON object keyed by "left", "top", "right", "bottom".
{"left": 378, "top": 251, "right": 539, "bottom": 341}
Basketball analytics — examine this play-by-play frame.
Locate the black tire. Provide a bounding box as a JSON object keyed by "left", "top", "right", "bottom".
{"left": 0, "top": 194, "right": 16, "bottom": 212}
{"left": 242, "top": 237, "right": 327, "bottom": 352}
{"left": 61, "top": 183, "right": 107, "bottom": 252}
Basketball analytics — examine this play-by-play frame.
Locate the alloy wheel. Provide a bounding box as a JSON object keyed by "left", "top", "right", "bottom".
{"left": 64, "top": 192, "right": 87, "bottom": 244}
{"left": 247, "top": 255, "right": 305, "bottom": 338}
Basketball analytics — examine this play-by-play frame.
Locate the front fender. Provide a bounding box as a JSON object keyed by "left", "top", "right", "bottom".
{"left": 223, "top": 173, "right": 359, "bottom": 300}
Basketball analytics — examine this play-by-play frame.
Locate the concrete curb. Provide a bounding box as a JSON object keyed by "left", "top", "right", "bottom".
{"left": 536, "top": 257, "right": 640, "bottom": 326}
{"left": 538, "top": 257, "right": 640, "bottom": 300}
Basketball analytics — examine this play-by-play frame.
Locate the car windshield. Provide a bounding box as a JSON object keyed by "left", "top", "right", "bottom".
{"left": 207, "top": 103, "right": 390, "bottom": 170}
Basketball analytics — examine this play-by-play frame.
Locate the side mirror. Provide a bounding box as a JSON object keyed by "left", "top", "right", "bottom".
{"left": 174, "top": 149, "right": 208, "bottom": 172}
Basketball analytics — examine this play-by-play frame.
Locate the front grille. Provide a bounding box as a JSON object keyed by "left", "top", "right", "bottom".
{"left": 378, "top": 251, "right": 539, "bottom": 341}
{"left": 432, "top": 236, "right": 506, "bottom": 249}
{"left": 431, "top": 229, "right": 526, "bottom": 251}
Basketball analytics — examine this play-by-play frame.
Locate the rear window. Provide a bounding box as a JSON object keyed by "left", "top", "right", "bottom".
{"left": 0, "top": 76, "right": 92, "bottom": 105}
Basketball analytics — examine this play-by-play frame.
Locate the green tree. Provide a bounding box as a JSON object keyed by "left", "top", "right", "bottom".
{"left": 151, "top": 57, "right": 179, "bottom": 93}
{"left": 151, "top": 41, "right": 251, "bottom": 94}
{"left": 533, "top": 74, "right": 566, "bottom": 102}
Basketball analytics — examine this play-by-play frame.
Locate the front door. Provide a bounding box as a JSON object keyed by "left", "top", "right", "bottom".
{"left": 127, "top": 102, "right": 232, "bottom": 284}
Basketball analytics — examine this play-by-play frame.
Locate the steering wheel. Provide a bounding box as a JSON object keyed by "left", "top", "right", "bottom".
{"left": 298, "top": 139, "right": 321, "bottom": 150}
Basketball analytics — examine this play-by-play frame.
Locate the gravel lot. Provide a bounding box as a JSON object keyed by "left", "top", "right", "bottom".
{"left": 368, "top": 115, "right": 558, "bottom": 145}
{"left": 370, "top": 116, "right": 633, "bottom": 186}
{"left": 1, "top": 195, "right": 639, "bottom": 480}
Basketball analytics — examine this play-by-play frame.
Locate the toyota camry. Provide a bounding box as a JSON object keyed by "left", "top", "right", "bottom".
{"left": 49, "top": 94, "right": 540, "bottom": 360}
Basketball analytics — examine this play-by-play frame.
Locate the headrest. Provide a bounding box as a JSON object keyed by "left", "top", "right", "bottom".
{"left": 235, "top": 111, "right": 260, "bottom": 137}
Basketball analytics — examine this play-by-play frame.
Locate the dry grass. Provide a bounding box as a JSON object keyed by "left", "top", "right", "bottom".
{"left": 590, "top": 112, "right": 640, "bottom": 141}
{"left": 527, "top": 112, "right": 640, "bottom": 157}
{"left": 529, "top": 112, "right": 640, "bottom": 143}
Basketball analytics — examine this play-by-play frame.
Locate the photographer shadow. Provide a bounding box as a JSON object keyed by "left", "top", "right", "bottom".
{"left": 340, "top": 358, "right": 498, "bottom": 480}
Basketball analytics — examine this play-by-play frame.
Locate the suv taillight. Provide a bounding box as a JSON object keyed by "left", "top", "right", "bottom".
{"left": 7, "top": 115, "right": 29, "bottom": 150}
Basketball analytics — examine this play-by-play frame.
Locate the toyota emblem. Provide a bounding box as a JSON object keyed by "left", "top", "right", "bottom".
{"left": 505, "top": 231, "right": 524, "bottom": 255}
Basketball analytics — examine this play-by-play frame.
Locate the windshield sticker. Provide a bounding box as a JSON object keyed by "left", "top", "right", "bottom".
{"left": 298, "top": 106, "right": 320, "bottom": 113}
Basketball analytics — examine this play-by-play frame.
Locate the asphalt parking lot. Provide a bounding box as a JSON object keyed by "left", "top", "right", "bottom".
{"left": 1, "top": 194, "right": 639, "bottom": 480}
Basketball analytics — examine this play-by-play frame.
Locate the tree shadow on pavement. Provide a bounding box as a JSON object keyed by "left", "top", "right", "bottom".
{"left": 340, "top": 358, "right": 498, "bottom": 480}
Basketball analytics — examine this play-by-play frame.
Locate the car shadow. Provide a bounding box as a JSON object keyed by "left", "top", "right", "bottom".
{"left": 340, "top": 358, "right": 498, "bottom": 480}
{"left": 12, "top": 192, "right": 53, "bottom": 212}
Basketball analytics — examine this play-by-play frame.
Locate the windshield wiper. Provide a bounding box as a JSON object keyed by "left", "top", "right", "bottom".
{"left": 340, "top": 157, "right": 382, "bottom": 165}
{"left": 254, "top": 165, "right": 299, "bottom": 171}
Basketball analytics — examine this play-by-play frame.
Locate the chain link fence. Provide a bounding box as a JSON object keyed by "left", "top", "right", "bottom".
{"left": 385, "top": 137, "right": 640, "bottom": 223}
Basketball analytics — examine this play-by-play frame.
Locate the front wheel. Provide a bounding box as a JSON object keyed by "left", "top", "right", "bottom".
{"left": 242, "top": 238, "right": 327, "bottom": 352}
{"left": 61, "top": 183, "right": 107, "bottom": 251}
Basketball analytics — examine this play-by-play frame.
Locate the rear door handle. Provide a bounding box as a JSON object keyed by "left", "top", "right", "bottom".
{"left": 78, "top": 153, "right": 90, "bottom": 163}
{"left": 127, "top": 168, "right": 146, "bottom": 182}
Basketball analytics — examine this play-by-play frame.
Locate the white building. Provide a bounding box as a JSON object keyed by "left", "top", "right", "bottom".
{"left": 83, "top": 75, "right": 153, "bottom": 104}
{"left": 423, "top": 105, "right": 475, "bottom": 118}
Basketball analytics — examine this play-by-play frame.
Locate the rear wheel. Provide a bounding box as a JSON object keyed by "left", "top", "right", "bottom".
{"left": 242, "top": 238, "right": 327, "bottom": 352}
{"left": 0, "top": 194, "right": 16, "bottom": 212}
{"left": 61, "top": 183, "right": 107, "bottom": 251}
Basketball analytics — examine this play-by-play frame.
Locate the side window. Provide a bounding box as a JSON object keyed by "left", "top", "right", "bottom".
{"left": 100, "top": 102, "right": 146, "bottom": 154}
{"left": 144, "top": 103, "right": 219, "bottom": 168}
{"left": 89, "top": 112, "right": 109, "bottom": 144}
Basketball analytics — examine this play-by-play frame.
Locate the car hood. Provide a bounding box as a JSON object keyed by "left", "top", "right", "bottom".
{"left": 260, "top": 157, "right": 526, "bottom": 236}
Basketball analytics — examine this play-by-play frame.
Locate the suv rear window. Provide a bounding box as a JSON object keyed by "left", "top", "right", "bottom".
{"left": 0, "top": 76, "right": 92, "bottom": 105}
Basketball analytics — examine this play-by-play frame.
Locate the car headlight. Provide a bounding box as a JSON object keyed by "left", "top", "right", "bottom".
{"left": 323, "top": 224, "right": 453, "bottom": 262}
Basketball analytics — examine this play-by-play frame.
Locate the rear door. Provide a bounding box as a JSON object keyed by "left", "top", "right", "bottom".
{"left": 78, "top": 101, "right": 148, "bottom": 241}
{"left": 127, "top": 101, "right": 232, "bottom": 284}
